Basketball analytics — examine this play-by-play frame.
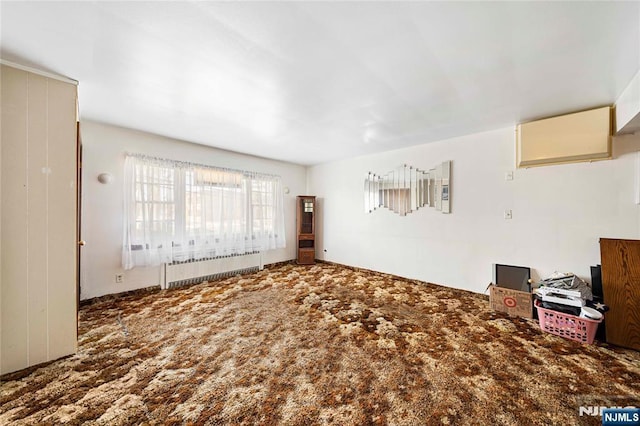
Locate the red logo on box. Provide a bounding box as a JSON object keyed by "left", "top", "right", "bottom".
{"left": 503, "top": 296, "right": 517, "bottom": 308}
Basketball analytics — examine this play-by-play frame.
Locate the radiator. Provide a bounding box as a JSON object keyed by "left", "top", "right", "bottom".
{"left": 161, "top": 252, "right": 263, "bottom": 289}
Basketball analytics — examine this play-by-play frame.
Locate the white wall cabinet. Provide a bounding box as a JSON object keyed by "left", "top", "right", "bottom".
{"left": 1, "top": 64, "right": 78, "bottom": 375}
{"left": 516, "top": 106, "right": 612, "bottom": 168}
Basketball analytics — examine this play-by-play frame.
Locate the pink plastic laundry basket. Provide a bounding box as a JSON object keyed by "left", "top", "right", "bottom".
{"left": 535, "top": 300, "right": 602, "bottom": 344}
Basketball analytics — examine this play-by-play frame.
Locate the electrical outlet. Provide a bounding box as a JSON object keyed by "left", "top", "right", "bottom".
{"left": 504, "top": 209, "right": 513, "bottom": 220}
{"left": 115, "top": 273, "right": 124, "bottom": 284}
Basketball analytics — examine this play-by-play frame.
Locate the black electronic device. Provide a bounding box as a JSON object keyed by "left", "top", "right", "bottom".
{"left": 590, "top": 265, "right": 603, "bottom": 299}
{"left": 493, "top": 263, "right": 531, "bottom": 293}
{"left": 590, "top": 264, "right": 606, "bottom": 342}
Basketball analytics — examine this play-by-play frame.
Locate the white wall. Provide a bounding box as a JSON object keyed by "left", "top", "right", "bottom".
{"left": 80, "top": 121, "right": 307, "bottom": 300}
{"left": 308, "top": 127, "right": 640, "bottom": 294}
{"left": 616, "top": 69, "right": 640, "bottom": 133}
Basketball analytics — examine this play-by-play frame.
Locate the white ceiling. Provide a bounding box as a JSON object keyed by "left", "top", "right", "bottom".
{"left": 1, "top": 1, "right": 639, "bottom": 165}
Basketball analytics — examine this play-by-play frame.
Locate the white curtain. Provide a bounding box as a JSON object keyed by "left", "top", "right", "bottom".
{"left": 122, "top": 154, "right": 286, "bottom": 270}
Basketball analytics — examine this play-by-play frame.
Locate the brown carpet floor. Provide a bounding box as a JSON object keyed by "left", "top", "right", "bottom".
{"left": 1, "top": 262, "right": 639, "bottom": 425}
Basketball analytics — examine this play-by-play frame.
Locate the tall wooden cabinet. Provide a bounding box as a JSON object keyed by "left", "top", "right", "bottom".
{"left": 599, "top": 238, "right": 640, "bottom": 351}
{"left": 1, "top": 63, "right": 78, "bottom": 374}
{"left": 296, "top": 196, "right": 316, "bottom": 265}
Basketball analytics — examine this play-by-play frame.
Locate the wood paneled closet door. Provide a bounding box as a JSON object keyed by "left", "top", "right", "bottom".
{"left": 599, "top": 238, "right": 640, "bottom": 351}
{"left": 1, "top": 63, "right": 78, "bottom": 375}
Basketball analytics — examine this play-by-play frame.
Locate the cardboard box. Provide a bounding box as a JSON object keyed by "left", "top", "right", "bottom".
{"left": 489, "top": 284, "right": 533, "bottom": 319}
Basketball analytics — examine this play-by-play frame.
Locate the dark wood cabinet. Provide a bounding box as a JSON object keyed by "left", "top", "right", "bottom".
{"left": 600, "top": 238, "right": 640, "bottom": 351}
{"left": 296, "top": 196, "right": 316, "bottom": 265}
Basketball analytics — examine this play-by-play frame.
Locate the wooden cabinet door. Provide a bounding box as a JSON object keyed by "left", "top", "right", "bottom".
{"left": 1, "top": 64, "right": 78, "bottom": 374}
{"left": 600, "top": 238, "right": 640, "bottom": 351}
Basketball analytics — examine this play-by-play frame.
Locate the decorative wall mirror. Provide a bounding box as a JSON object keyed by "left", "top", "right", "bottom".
{"left": 364, "top": 161, "right": 451, "bottom": 216}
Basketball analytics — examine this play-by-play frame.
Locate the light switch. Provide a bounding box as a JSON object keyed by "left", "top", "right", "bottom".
{"left": 505, "top": 171, "right": 514, "bottom": 181}
{"left": 504, "top": 209, "right": 513, "bottom": 220}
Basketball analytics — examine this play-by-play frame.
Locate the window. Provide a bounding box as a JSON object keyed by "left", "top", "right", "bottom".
{"left": 132, "top": 160, "right": 176, "bottom": 246}
{"left": 122, "top": 155, "right": 285, "bottom": 269}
